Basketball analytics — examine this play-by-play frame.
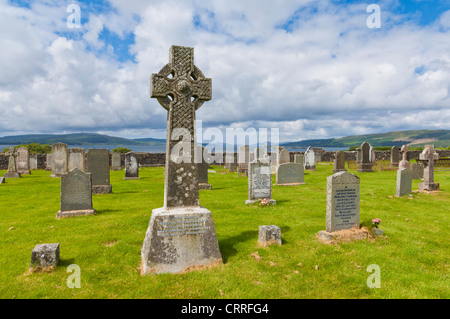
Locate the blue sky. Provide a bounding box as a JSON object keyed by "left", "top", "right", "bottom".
{"left": 0, "top": 0, "right": 449, "bottom": 142}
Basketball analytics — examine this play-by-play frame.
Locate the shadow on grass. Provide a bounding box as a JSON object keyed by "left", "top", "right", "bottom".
{"left": 58, "top": 258, "right": 76, "bottom": 267}
{"left": 94, "top": 209, "right": 122, "bottom": 216}
{"left": 219, "top": 230, "right": 258, "bottom": 263}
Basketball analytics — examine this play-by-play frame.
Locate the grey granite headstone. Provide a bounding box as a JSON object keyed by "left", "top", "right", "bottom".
{"left": 395, "top": 168, "right": 412, "bottom": 197}
{"left": 418, "top": 145, "right": 439, "bottom": 191}
{"left": 4, "top": 147, "right": 20, "bottom": 178}
{"left": 124, "top": 152, "right": 140, "bottom": 180}
{"left": 111, "top": 152, "right": 122, "bottom": 171}
{"left": 57, "top": 168, "right": 95, "bottom": 218}
{"left": 333, "top": 150, "right": 346, "bottom": 173}
{"left": 141, "top": 45, "right": 222, "bottom": 275}
{"left": 357, "top": 142, "right": 373, "bottom": 172}
{"left": 411, "top": 163, "right": 424, "bottom": 180}
{"left": 50, "top": 143, "right": 68, "bottom": 177}
{"left": 278, "top": 149, "right": 290, "bottom": 165}
{"left": 246, "top": 159, "right": 275, "bottom": 204}
{"left": 87, "top": 148, "right": 112, "bottom": 194}
{"left": 45, "top": 153, "right": 52, "bottom": 171}
{"left": 276, "top": 163, "right": 305, "bottom": 185}
{"left": 30, "top": 243, "right": 60, "bottom": 269}
{"left": 390, "top": 146, "right": 400, "bottom": 168}
{"left": 16, "top": 146, "right": 31, "bottom": 175}
{"left": 326, "top": 171, "right": 360, "bottom": 232}
{"left": 304, "top": 146, "right": 316, "bottom": 170}
{"left": 68, "top": 148, "right": 85, "bottom": 172}
{"left": 30, "top": 154, "right": 38, "bottom": 170}
{"left": 258, "top": 225, "right": 281, "bottom": 247}
{"left": 294, "top": 154, "right": 304, "bottom": 165}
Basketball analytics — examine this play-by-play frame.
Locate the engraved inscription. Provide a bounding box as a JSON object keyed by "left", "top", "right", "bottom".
{"left": 157, "top": 215, "right": 210, "bottom": 237}
{"left": 334, "top": 187, "right": 358, "bottom": 228}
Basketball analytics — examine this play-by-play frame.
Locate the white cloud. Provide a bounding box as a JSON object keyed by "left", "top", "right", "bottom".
{"left": 0, "top": 0, "right": 449, "bottom": 143}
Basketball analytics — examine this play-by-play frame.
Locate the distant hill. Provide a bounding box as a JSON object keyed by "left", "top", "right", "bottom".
{"left": 282, "top": 130, "right": 450, "bottom": 149}
{"left": 0, "top": 133, "right": 166, "bottom": 146}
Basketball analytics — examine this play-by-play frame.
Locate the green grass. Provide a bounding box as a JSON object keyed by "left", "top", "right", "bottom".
{"left": 0, "top": 164, "right": 449, "bottom": 299}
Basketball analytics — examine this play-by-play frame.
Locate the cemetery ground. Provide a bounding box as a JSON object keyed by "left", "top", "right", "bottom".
{"left": 0, "top": 162, "right": 448, "bottom": 299}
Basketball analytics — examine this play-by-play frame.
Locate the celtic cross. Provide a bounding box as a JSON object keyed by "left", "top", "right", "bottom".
{"left": 151, "top": 45, "right": 212, "bottom": 208}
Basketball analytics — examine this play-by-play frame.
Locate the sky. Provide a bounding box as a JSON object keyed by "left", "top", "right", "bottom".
{"left": 0, "top": 0, "right": 449, "bottom": 143}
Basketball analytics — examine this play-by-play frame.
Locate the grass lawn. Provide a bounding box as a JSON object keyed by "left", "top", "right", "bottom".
{"left": 0, "top": 163, "right": 448, "bottom": 299}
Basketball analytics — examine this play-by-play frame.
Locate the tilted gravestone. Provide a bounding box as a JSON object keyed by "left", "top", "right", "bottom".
{"left": 50, "top": 143, "right": 68, "bottom": 177}
{"left": 16, "top": 146, "right": 31, "bottom": 175}
{"left": 418, "top": 145, "right": 439, "bottom": 191}
{"left": 390, "top": 146, "right": 400, "bottom": 168}
{"left": 68, "top": 148, "right": 86, "bottom": 172}
{"left": 56, "top": 168, "right": 95, "bottom": 218}
{"left": 141, "top": 45, "right": 222, "bottom": 275}
{"left": 411, "top": 162, "right": 424, "bottom": 180}
{"left": 87, "top": 148, "right": 112, "bottom": 194}
{"left": 398, "top": 145, "right": 410, "bottom": 170}
{"left": 326, "top": 171, "right": 360, "bottom": 232}
{"left": 304, "top": 146, "right": 316, "bottom": 170}
{"left": 246, "top": 159, "right": 276, "bottom": 204}
{"left": 333, "top": 150, "right": 346, "bottom": 173}
{"left": 276, "top": 163, "right": 305, "bottom": 186}
{"left": 111, "top": 152, "right": 122, "bottom": 171}
{"left": 357, "top": 142, "right": 373, "bottom": 172}
{"left": 4, "top": 147, "right": 20, "bottom": 178}
{"left": 30, "top": 154, "right": 38, "bottom": 170}
{"left": 395, "top": 168, "right": 412, "bottom": 197}
{"left": 196, "top": 146, "right": 211, "bottom": 190}
{"left": 124, "top": 152, "right": 140, "bottom": 180}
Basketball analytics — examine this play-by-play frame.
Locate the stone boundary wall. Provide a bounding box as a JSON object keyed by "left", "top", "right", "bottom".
{"left": 1, "top": 150, "right": 449, "bottom": 170}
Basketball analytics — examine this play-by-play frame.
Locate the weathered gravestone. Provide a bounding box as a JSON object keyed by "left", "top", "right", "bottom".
{"left": 68, "top": 148, "right": 85, "bottom": 172}
{"left": 279, "top": 149, "right": 290, "bottom": 164}
{"left": 56, "top": 168, "right": 95, "bottom": 218}
{"left": 356, "top": 147, "right": 361, "bottom": 164}
{"left": 294, "top": 154, "right": 304, "bottom": 165}
{"left": 370, "top": 145, "right": 376, "bottom": 167}
{"left": 325, "top": 171, "right": 360, "bottom": 232}
{"left": 30, "top": 154, "right": 38, "bottom": 170}
{"left": 226, "top": 153, "right": 237, "bottom": 172}
{"left": 333, "top": 150, "right": 346, "bottom": 173}
{"left": 50, "top": 143, "right": 68, "bottom": 177}
{"left": 30, "top": 243, "right": 60, "bottom": 269}
{"left": 398, "top": 145, "right": 410, "bottom": 170}
{"left": 0, "top": 177, "right": 4, "bottom": 184}
{"left": 418, "top": 145, "right": 439, "bottom": 191}
{"left": 304, "top": 146, "right": 316, "bottom": 170}
{"left": 111, "top": 152, "right": 122, "bottom": 171}
{"left": 16, "top": 146, "right": 31, "bottom": 175}
{"left": 395, "top": 168, "right": 412, "bottom": 197}
{"left": 87, "top": 148, "right": 112, "bottom": 194}
{"left": 276, "top": 163, "right": 305, "bottom": 186}
{"left": 411, "top": 162, "right": 424, "bottom": 180}
{"left": 390, "top": 146, "right": 400, "bottom": 168}
{"left": 4, "top": 147, "right": 20, "bottom": 178}
{"left": 246, "top": 159, "right": 276, "bottom": 204}
{"left": 357, "top": 142, "right": 373, "bottom": 172}
{"left": 196, "top": 146, "right": 211, "bottom": 190}
{"left": 123, "top": 152, "right": 140, "bottom": 180}
{"left": 141, "top": 45, "right": 222, "bottom": 275}
{"left": 45, "top": 153, "right": 52, "bottom": 171}
{"left": 258, "top": 225, "right": 282, "bottom": 247}
{"left": 270, "top": 146, "right": 286, "bottom": 174}
{"left": 238, "top": 145, "right": 250, "bottom": 174}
